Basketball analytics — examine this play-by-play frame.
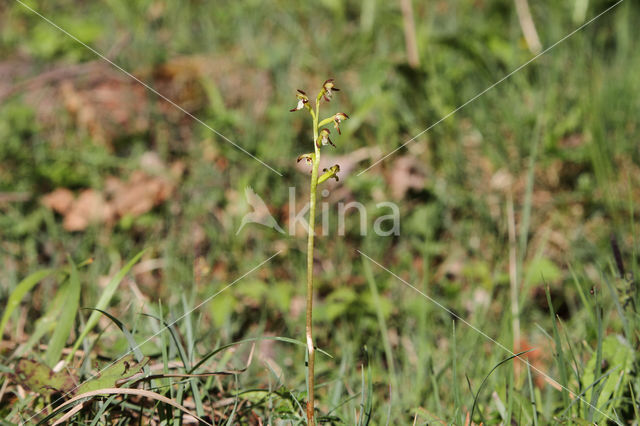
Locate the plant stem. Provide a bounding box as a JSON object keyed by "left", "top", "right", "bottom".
{"left": 306, "top": 96, "right": 321, "bottom": 425}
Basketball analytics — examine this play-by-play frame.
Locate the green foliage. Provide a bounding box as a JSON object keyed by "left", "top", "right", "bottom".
{"left": 78, "top": 354, "right": 147, "bottom": 394}
{"left": 0, "top": 104, "right": 39, "bottom": 192}
{"left": 525, "top": 257, "right": 562, "bottom": 286}
{"left": 44, "top": 258, "right": 80, "bottom": 367}
{"left": 67, "top": 250, "right": 146, "bottom": 362}
{"left": 0, "top": 268, "right": 55, "bottom": 341}
{"left": 581, "top": 335, "right": 634, "bottom": 421}
{"left": 26, "top": 18, "right": 102, "bottom": 61}
{"left": 13, "top": 358, "right": 76, "bottom": 397}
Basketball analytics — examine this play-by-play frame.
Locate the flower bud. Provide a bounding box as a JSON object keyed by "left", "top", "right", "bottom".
{"left": 318, "top": 164, "right": 340, "bottom": 184}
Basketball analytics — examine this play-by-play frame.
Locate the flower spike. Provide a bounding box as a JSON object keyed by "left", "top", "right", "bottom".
{"left": 290, "top": 79, "right": 349, "bottom": 426}
{"left": 290, "top": 89, "right": 309, "bottom": 112}
{"left": 321, "top": 79, "right": 340, "bottom": 102}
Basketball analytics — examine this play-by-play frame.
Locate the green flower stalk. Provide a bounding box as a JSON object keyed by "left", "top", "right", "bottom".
{"left": 291, "top": 79, "right": 346, "bottom": 425}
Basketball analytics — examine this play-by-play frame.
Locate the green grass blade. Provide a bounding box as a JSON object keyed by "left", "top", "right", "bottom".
{"left": 526, "top": 363, "right": 538, "bottom": 426}
{"left": 603, "top": 275, "right": 630, "bottom": 338}
{"left": 180, "top": 296, "right": 206, "bottom": 419}
{"left": 588, "top": 305, "right": 604, "bottom": 421}
{"left": 190, "top": 336, "right": 332, "bottom": 373}
{"left": 357, "top": 346, "right": 372, "bottom": 426}
{"left": 558, "top": 317, "right": 583, "bottom": 387}
{"left": 569, "top": 264, "right": 596, "bottom": 326}
{"left": 11, "top": 283, "right": 67, "bottom": 358}
{"left": 559, "top": 369, "right": 615, "bottom": 419}
{"left": 45, "top": 259, "right": 80, "bottom": 367}
{"left": 452, "top": 321, "right": 460, "bottom": 422}
{"left": 518, "top": 115, "right": 542, "bottom": 265}
{"left": 225, "top": 374, "right": 240, "bottom": 426}
{"left": 629, "top": 382, "right": 640, "bottom": 421}
{"left": 0, "top": 268, "right": 55, "bottom": 342}
{"left": 429, "top": 356, "right": 443, "bottom": 414}
{"left": 141, "top": 313, "right": 190, "bottom": 369}
{"left": 365, "top": 347, "right": 373, "bottom": 426}
{"left": 470, "top": 350, "right": 533, "bottom": 422}
{"left": 329, "top": 343, "right": 350, "bottom": 410}
{"left": 84, "top": 308, "right": 144, "bottom": 362}
{"left": 362, "top": 259, "right": 398, "bottom": 407}
{"left": 545, "top": 286, "right": 570, "bottom": 409}
{"left": 89, "top": 394, "right": 119, "bottom": 426}
{"left": 66, "top": 249, "right": 147, "bottom": 363}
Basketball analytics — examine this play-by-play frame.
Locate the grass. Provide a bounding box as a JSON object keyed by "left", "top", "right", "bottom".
{"left": 1, "top": 0, "right": 640, "bottom": 423}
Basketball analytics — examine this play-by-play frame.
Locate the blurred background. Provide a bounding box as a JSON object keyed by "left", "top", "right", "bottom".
{"left": 1, "top": 0, "right": 639, "bottom": 423}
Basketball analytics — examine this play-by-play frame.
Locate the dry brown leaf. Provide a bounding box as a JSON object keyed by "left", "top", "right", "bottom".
{"left": 42, "top": 166, "right": 175, "bottom": 231}
{"left": 106, "top": 171, "right": 174, "bottom": 218}
{"left": 41, "top": 188, "right": 74, "bottom": 214}
{"left": 61, "top": 79, "right": 149, "bottom": 147}
{"left": 63, "top": 189, "right": 114, "bottom": 231}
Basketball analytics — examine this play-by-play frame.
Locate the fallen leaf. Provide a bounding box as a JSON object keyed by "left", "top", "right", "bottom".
{"left": 61, "top": 79, "right": 149, "bottom": 147}
{"left": 106, "top": 171, "right": 174, "bottom": 218}
{"left": 42, "top": 162, "right": 178, "bottom": 231}
{"left": 63, "top": 189, "right": 114, "bottom": 231}
{"left": 41, "top": 188, "right": 74, "bottom": 214}
{"left": 13, "top": 358, "right": 77, "bottom": 397}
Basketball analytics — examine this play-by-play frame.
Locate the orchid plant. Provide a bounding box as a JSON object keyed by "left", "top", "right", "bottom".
{"left": 291, "top": 79, "right": 348, "bottom": 425}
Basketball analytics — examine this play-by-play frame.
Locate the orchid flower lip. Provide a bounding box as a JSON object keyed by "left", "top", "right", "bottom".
{"left": 322, "top": 79, "right": 339, "bottom": 90}
{"left": 290, "top": 90, "right": 310, "bottom": 112}
{"left": 321, "top": 79, "right": 340, "bottom": 102}
{"left": 316, "top": 128, "right": 335, "bottom": 148}
{"left": 333, "top": 112, "right": 349, "bottom": 134}
{"left": 297, "top": 153, "right": 314, "bottom": 164}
